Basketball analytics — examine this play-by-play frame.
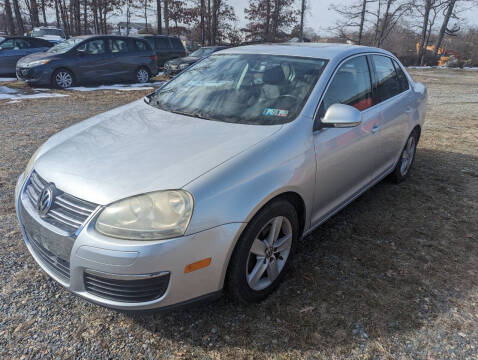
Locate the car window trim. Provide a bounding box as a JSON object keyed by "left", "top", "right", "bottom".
{"left": 313, "top": 52, "right": 411, "bottom": 132}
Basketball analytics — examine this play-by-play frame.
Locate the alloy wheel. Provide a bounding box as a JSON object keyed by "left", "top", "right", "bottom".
{"left": 400, "top": 136, "right": 416, "bottom": 176}
{"left": 246, "top": 216, "right": 293, "bottom": 291}
{"left": 136, "top": 68, "right": 149, "bottom": 83}
{"left": 55, "top": 71, "right": 73, "bottom": 88}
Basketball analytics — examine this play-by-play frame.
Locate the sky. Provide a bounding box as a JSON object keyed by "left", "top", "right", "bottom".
{"left": 226, "top": 0, "right": 478, "bottom": 36}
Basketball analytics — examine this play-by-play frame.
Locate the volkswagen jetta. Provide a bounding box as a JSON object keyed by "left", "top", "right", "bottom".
{"left": 15, "top": 43, "right": 426, "bottom": 310}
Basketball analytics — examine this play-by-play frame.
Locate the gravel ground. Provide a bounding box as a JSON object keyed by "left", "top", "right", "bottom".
{"left": 0, "top": 69, "right": 477, "bottom": 359}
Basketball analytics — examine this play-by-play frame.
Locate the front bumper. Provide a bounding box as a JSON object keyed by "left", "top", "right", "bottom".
{"left": 16, "top": 65, "right": 52, "bottom": 84}
{"left": 15, "top": 174, "right": 242, "bottom": 310}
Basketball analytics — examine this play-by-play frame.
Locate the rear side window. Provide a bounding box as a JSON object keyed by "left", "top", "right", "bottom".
{"left": 30, "top": 38, "right": 52, "bottom": 48}
{"left": 318, "top": 55, "right": 373, "bottom": 118}
{"left": 170, "top": 38, "right": 184, "bottom": 50}
{"left": 109, "top": 39, "right": 130, "bottom": 53}
{"left": 393, "top": 60, "right": 409, "bottom": 92}
{"left": 135, "top": 40, "right": 149, "bottom": 51}
{"left": 156, "top": 37, "right": 171, "bottom": 50}
{"left": 371, "top": 55, "right": 402, "bottom": 103}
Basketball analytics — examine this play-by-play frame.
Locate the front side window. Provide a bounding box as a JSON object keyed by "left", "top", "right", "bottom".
{"left": 371, "top": 55, "right": 402, "bottom": 103}
{"left": 47, "top": 38, "right": 83, "bottom": 54}
{"left": 318, "top": 55, "right": 373, "bottom": 119}
{"left": 149, "top": 54, "right": 327, "bottom": 125}
{"left": 109, "top": 39, "right": 130, "bottom": 53}
{"left": 1, "top": 38, "right": 31, "bottom": 49}
{"left": 77, "top": 39, "right": 106, "bottom": 55}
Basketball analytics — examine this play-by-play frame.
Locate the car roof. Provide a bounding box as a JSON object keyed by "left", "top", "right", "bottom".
{"left": 219, "top": 42, "right": 393, "bottom": 61}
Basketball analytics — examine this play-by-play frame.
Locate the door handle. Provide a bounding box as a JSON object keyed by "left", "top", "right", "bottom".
{"left": 372, "top": 125, "right": 380, "bottom": 134}
{"left": 405, "top": 107, "right": 413, "bottom": 113}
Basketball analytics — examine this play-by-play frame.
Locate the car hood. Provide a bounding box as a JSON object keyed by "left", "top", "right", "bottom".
{"left": 17, "top": 51, "right": 57, "bottom": 65}
{"left": 34, "top": 100, "right": 282, "bottom": 205}
{"left": 169, "top": 56, "right": 199, "bottom": 65}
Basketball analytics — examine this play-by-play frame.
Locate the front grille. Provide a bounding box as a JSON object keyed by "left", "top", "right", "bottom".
{"left": 84, "top": 272, "right": 170, "bottom": 303}
{"left": 27, "top": 227, "right": 70, "bottom": 280}
{"left": 26, "top": 171, "right": 98, "bottom": 234}
{"left": 17, "top": 67, "right": 33, "bottom": 79}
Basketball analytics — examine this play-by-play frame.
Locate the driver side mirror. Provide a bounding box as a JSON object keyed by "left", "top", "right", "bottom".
{"left": 321, "top": 103, "right": 362, "bottom": 128}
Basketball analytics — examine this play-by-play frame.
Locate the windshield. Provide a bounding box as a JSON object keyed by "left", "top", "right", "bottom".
{"left": 190, "top": 47, "right": 216, "bottom": 58}
{"left": 47, "top": 38, "right": 83, "bottom": 54}
{"left": 32, "top": 28, "right": 65, "bottom": 37}
{"left": 149, "top": 54, "right": 327, "bottom": 125}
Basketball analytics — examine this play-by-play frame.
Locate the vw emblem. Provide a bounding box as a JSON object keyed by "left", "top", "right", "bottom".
{"left": 37, "top": 184, "right": 55, "bottom": 217}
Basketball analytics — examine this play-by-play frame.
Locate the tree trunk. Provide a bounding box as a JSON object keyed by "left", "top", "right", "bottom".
{"left": 84, "top": 0, "right": 88, "bottom": 34}
{"left": 30, "top": 0, "right": 41, "bottom": 27}
{"left": 12, "top": 0, "right": 24, "bottom": 35}
{"left": 41, "top": 0, "right": 47, "bottom": 26}
{"left": 55, "top": 0, "right": 60, "bottom": 28}
{"left": 144, "top": 1, "right": 148, "bottom": 30}
{"left": 377, "top": 0, "right": 392, "bottom": 47}
{"left": 163, "top": 0, "right": 169, "bottom": 34}
{"left": 4, "top": 0, "right": 16, "bottom": 35}
{"left": 418, "top": 0, "right": 431, "bottom": 65}
{"left": 156, "top": 0, "right": 162, "bottom": 34}
{"left": 357, "top": 0, "right": 367, "bottom": 45}
{"left": 265, "top": 0, "right": 271, "bottom": 40}
{"left": 211, "top": 0, "right": 218, "bottom": 45}
{"left": 207, "top": 0, "right": 211, "bottom": 45}
{"left": 272, "top": 0, "right": 280, "bottom": 40}
{"left": 433, "top": 0, "right": 456, "bottom": 56}
{"left": 200, "top": 0, "right": 205, "bottom": 45}
{"left": 299, "top": 0, "right": 306, "bottom": 42}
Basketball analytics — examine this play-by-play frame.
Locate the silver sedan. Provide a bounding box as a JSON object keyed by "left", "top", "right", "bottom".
{"left": 15, "top": 43, "right": 427, "bottom": 310}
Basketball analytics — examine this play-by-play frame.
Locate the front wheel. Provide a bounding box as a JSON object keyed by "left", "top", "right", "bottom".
{"left": 135, "top": 67, "right": 150, "bottom": 83}
{"left": 390, "top": 130, "right": 419, "bottom": 183}
{"left": 226, "top": 199, "right": 299, "bottom": 303}
{"left": 52, "top": 69, "right": 74, "bottom": 89}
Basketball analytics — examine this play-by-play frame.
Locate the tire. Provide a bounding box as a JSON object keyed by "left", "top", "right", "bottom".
{"left": 135, "top": 67, "right": 150, "bottom": 84}
{"left": 226, "top": 199, "right": 299, "bottom": 303}
{"left": 390, "top": 129, "right": 419, "bottom": 183}
{"left": 52, "top": 69, "right": 74, "bottom": 89}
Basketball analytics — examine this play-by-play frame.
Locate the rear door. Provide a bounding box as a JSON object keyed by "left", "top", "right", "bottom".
{"left": 312, "top": 55, "right": 382, "bottom": 224}
{"left": 369, "top": 54, "right": 411, "bottom": 177}
{"left": 74, "top": 38, "right": 110, "bottom": 81}
{"left": 108, "top": 38, "right": 136, "bottom": 80}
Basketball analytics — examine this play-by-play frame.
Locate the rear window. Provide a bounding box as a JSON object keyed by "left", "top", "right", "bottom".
{"left": 170, "top": 38, "right": 184, "bottom": 50}
{"left": 156, "top": 37, "right": 171, "bottom": 50}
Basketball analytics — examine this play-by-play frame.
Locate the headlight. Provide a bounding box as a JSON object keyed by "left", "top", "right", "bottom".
{"left": 26, "top": 59, "right": 51, "bottom": 67}
{"left": 23, "top": 145, "right": 42, "bottom": 181}
{"left": 179, "top": 63, "right": 189, "bottom": 70}
{"left": 95, "top": 190, "right": 194, "bottom": 240}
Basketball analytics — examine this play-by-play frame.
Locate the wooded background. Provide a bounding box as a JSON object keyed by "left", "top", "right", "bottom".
{"left": 1, "top": 0, "right": 477, "bottom": 65}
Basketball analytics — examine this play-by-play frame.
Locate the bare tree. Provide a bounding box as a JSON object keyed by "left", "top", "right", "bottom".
{"left": 156, "top": 0, "right": 162, "bottom": 34}
{"left": 299, "top": 0, "right": 306, "bottom": 41}
{"left": 4, "top": 0, "right": 16, "bottom": 34}
{"left": 370, "top": 0, "right": 412, "bottom": 47}
{"left": 163, "top": 0, "right": 168, "bottom": 34}
{"left": 415, "top": 0, "right": 446, "bottom": 64}
{"left": 12, "top": 0, "right": 24, "bottom": 34}
{"left": 433, "top": 0, "right": 459, "bottom": 56}
{"left": 331, "top": 0, "right": 371, "bottom": 44}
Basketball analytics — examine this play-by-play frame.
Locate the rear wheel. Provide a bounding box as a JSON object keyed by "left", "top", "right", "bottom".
{"left": 135, "top": 67, "right": 150, "bottom": 83}
{"left": 52, "top": 69, "right": 74, "bottom": 89}
{"left": 390, "top": 130, "right": 419, "bottom": 183}
{"left": 226, "top": 199, "right": 299, "bottom": 303}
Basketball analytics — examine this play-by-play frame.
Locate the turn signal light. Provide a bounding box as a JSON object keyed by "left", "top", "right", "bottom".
{"left": 184, "top": 258, "right": 211, "bottom": 273}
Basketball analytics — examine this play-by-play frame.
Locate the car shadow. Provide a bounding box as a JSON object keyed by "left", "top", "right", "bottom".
{"left": 126, "top": 147, "right": 478, "bottom": 352}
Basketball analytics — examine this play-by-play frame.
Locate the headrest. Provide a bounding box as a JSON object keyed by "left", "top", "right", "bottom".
{"left": 263, "top": 66, "right": 286, "bottom": 85}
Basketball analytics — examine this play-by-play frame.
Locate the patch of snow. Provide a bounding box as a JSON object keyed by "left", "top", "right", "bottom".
{"left": 0, "top": 77, "right": 18, "bottom": 82}
{"left": 0, "top": 86, "right": 19, "bottom": 94}
{"left": 68, "top": 81, "right": 164, "bottom": 92}
{"left": 0, "top": 86, "right": 68, "bottom": 100}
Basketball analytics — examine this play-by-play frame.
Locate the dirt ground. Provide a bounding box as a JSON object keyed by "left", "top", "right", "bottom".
{"left": 0, "top": 69, "right": 477, "bottom": 359}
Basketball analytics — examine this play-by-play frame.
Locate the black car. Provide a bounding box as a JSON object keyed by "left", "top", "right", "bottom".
{"left": 134, "top": 35, "right": 186, "bottom": 67}
{"left": 0, "top": 36, "right": 53, "bottom": 76}
{"left": 163, "top": 46, "right": 228, "bottom": 76}
{"left": 16, "top": 35, "right": 158, "bottom": 88}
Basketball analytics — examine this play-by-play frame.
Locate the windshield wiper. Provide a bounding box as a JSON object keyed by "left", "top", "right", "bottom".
{"left": 168, "top": 109, "right": 213, "bottom": 121}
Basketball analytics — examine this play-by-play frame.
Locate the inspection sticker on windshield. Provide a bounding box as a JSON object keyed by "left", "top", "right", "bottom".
{"left": 263, "top": 108, "right": 289, "bottom": 117}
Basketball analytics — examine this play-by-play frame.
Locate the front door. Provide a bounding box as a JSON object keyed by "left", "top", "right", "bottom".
{"left": 74, "top": 38, "right": 111, "bottom": 81}
{"left": 312, "top": 55, "right": 382, "bottom": 225}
